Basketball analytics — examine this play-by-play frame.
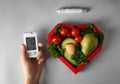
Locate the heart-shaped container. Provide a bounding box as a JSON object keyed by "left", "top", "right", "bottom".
{"left": 47, "top": 23, "right": 103, "bottom": 74}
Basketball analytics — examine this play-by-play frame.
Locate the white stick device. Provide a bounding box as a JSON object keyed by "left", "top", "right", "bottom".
{"left": 56, "top": 7, "right": 89, "bottom": 14}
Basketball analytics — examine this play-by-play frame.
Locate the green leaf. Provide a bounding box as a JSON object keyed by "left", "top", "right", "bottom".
{"left": 54, "top": 26, "right": 61, "bottom": 35}
{"left": 57, "top": 45, "right": 65, "bottom": 55}
{"left": 97, "top": 32, "right": 103, "bottom": 44}
{"left": 87, "top": 23, "right": 93, "bottom": 29}
{"left": 48, "top": 44, "right": 61, "bottom": 58}
{"left": 80, "top": 24, "right": 103, "bottom": 44}
{"left": 71, "top": 43, "right": 88, "bottom": 64}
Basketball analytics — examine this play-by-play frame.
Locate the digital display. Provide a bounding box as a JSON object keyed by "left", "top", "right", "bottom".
{"left": 26, "top": 37, "right": 36, "bottom": 50}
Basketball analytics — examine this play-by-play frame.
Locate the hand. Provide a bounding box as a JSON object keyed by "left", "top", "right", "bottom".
{"left": 21, "top": 42, "right": 45, "bottom": 84}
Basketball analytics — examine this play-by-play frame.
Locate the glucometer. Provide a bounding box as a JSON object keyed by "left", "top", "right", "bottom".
{"left": 23, "top": 32, "right": 38, "bottom": 58}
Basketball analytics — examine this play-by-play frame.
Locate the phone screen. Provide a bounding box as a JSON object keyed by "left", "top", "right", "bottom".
{"left": 26, "top": 37, "right": 36, "bottom": 50}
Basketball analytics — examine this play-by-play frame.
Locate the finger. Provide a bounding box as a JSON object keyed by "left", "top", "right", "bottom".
{"left": 37, "top": 50, "right": 43, "bottom": 60}
{"left": 21, "top": 44, "right": 28, "bottom": 62}
{"left": 37, "top": 42, "right": 45, "bottom": 64}
{"left": 37, "top": 50, "right": 45, "bottom": 64}
{"left": 38, "top": 42, "right": 43, "bottom": 47}
{"left": 37, "top": 42, "right": 44, "bottom": 59}
{"left": 38, "top": 42, "right": 43, "bottom": 51}
{"left": 38, "top": 56, "right": 45, "bottom": 64}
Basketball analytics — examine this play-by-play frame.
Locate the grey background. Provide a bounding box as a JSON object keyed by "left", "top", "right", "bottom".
{"left": 0, "top": 0, "right": 120, "bottom": 84}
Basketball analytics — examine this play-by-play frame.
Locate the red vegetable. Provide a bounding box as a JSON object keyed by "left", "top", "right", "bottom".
{"left": 51, "top": 35, "right": 61, "bottom": 45}
{"left": 71, "top": 28, "right": 79, "bottom": 36}
{"left": 60, "top": 28, "right": 68, "bottom": 36}
{"left": 74, "top": 35, "right": 82, "bottom": 42}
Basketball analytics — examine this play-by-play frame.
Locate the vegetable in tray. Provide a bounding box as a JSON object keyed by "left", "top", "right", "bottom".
{"left": 48, "top": 23, "right": 103, "bottom": 66}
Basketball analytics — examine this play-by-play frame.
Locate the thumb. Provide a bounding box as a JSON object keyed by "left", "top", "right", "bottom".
{"left": 21, "top": 44, "right": 28, "bottom": 62}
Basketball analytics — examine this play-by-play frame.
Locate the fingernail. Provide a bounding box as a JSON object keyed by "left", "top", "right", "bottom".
{"left": 39, "top": 42, "right": 43, "bottom": 47}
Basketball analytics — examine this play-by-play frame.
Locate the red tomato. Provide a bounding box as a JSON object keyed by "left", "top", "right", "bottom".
{"left": 71, "top": 28, "right": 79, "bottom": 36}
{"left": 51, "top": 35, "right": 61, "bottom": 45}
{"left": 60, "top": 28, "right": 68, "bottom": 36}
{"left": 74, "top": 35, "right": 82, "bottom": 42}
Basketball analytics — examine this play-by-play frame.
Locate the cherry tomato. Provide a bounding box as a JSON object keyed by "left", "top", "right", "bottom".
{"left": 71, "top": 28, "right": 79, "bottom": 36}
{"left": 51, "top": 35, "right": 61, "bottom": 45}
{"left": 60, "top": 28, "right": 68, "bottom": 36}
{"left": 74, "top": 35, "right": 82, "bottom": 42}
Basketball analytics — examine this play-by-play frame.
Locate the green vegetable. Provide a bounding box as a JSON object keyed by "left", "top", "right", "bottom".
{"left": 80, "top": 24, "right": 95, "bottom": 36}
{"left": 61, "top": 38, "right": 77, "bottom": 49}
{"left": 57, "top": 45, "right": 65, "bottom": 55}
{"left": 71, "top": 43, "right": 89, "bottom": 64}
{"left": 87, "top": 23, "right": 93, "bottom": 29}
{"left": 81, "top": 33, "right": 98, "bottom": 56}
{"left": 61, "top": 38, "right": 78, "bottom": 66}
{"left": 80, "top": 23, "right": 103, "bottom": 44}
{"left": 48, "top": 23, "right": 103, "bottom": 66}
{"left": 54, "top": 26, "right": 61, "bottom": 35}
{"left": 48, "top": 44, "right": 64, "bottom": 58}
{"left": 97, "top": 32, "right": 103, "bottom": 44}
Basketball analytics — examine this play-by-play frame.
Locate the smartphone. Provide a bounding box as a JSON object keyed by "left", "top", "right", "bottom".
{"left": 23, "top": 32, "right": 38, "bottom": 58}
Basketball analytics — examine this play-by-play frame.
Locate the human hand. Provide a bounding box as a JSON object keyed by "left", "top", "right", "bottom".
{"left": 21, "top": 42, "right": 45, "bottom": 84}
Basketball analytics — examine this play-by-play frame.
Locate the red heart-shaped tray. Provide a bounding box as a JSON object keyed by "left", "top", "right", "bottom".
{"left": 47, "top": 23, "right": 103, "bottom": 74}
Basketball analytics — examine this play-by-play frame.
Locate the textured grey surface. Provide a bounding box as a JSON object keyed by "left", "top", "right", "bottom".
{"left": 0, "top": 0, "right": 120, "bottom": 84}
